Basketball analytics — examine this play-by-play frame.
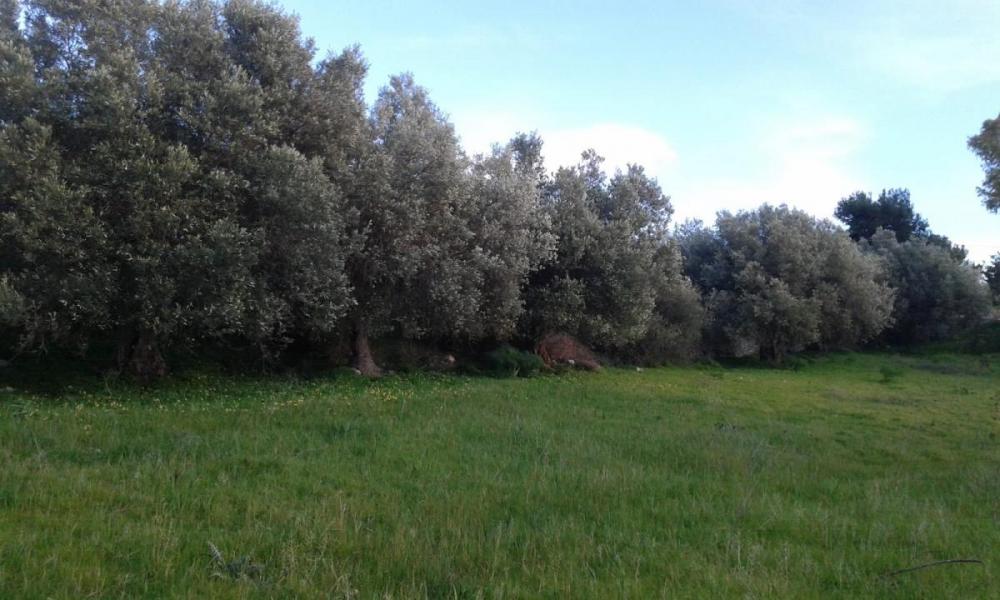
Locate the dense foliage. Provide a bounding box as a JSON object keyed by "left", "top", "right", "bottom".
{"left": 969, "top": 113, "right": 1000, "bottom": 213}
{"left": 835, "top": 188, "right": 968, "bottom": 261}
{"left": 0, "top": 0, "right": 992, "bottom": 378}
{"left": 680, "top": 206, "right": 894, "bottom": 361}
{"left": 986, "top": 254, "right": 1000, "bottom": 305}
{"left": 835, "top": 188, "right": 928, "bottom": 243}
{"left": 866, "top": 231, "right": 992, "bottom": 343}
{"left": 524, "top": 149, "right": 702, "bottom": 361}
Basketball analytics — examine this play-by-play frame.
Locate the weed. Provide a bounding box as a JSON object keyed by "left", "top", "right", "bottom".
{"left": 208, "top": 542, "right": 265, "bottom": 583}
{"left": 879, "top": 365, "right": 905, "bottom": 385}
{"left": 481, "top": 345, "right": 544, "bottom": 378}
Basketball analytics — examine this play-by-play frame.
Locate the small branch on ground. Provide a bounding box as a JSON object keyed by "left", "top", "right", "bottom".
{"left": 882, "top": 559, "right": 983, "bottom": 578}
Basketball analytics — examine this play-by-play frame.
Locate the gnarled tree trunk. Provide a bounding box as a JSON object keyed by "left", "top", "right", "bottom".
{"left": 117, "top": 328, "right": 168, "bottom": 383}
{"left": 353, "top": 323, "right": 382, "bottom": 378}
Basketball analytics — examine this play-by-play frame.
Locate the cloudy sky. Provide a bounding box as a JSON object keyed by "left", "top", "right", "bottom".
{"left": 282, "top": 0, "right": 999, "bottom": 261}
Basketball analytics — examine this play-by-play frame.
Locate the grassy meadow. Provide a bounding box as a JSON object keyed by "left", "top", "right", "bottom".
{"left": 1, "top": 350, "right": 999, "bottom": 598}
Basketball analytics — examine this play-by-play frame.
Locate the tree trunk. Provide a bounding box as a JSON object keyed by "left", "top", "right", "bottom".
{"left": 353, "top": 325, "right": 382, "bottom": 378}
{"left": 118, "top": 328, "right": 168, "bottom": 383}
{"left": 759, "top": 337, "right": 781, "bottom": 364}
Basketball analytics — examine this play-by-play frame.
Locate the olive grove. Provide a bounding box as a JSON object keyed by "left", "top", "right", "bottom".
{"left": 0, "top": 0, "right": 992, "bottom": 378}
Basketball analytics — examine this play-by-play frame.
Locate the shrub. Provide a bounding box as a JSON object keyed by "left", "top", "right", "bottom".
{"left": 482, "top": 345, "right": 544, "bottom": 378}
{"left": 372, "top": 339, "right": 456, "bottom": 373}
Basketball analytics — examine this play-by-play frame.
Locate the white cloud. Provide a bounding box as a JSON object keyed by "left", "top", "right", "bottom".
{"left": 453, "top": 109, "right": 866, "bottom": 226}
{"left": 963, "top": 235, "right": 1000, "bottom": 265}
{"left": 858, "top": 31, "right": 1000, "bottom": 93}
{"left": 845, "top": 0, "right": 1000, "bottom": 92}
{"left": 542, "top": 123, "right": 678, "bottom": 174}
{"left": 394, "top": 27, "right": 556, "bottom": 52}
{"left": 672, "top": 116, "right": 867, "bottom": 224}
{"left": 723, "top": 0, "right": 1000, "bottom": 92}
{"left": 762, "top": 117, "right": 864, "bottom": 159}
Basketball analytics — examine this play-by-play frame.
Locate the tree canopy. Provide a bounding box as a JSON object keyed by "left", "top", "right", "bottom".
{"left": 969, "top": 114, "right": 1000, "bottom": 213}
{"left": 681, "top": 206, "right": 894, "bottom": 361}
{"left": 866, "top": 231, "right": 991, "bottom": 344}
{"left": 835, "top": 189, "right": 928, "bottom": 242}
{"left": 0, "top": 0, "right": 991, "bottom": 377}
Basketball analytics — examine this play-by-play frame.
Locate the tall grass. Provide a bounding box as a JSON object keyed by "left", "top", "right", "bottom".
{"left": 1, "top": 351, "right": 998, "bottom": 597}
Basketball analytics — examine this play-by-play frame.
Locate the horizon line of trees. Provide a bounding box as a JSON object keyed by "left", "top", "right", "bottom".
{"left": 0, "top": 0, "right": 995, "bottom": 380}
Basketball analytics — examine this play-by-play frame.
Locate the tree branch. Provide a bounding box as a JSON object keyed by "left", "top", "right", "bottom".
{"left": 883, "top": 559, "right": 983, "bottom": 578}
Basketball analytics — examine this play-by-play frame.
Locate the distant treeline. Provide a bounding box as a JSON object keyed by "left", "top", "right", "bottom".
{"left": 0, "top": 0, "right": 996, "bottom": 379}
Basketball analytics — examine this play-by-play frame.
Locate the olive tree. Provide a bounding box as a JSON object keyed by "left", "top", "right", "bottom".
{"left": 526, "top": 150, "right": 702, "bottom": 359}
{"left": 867, "top": 230, "right": 991, "bottom": 343}
{"left": 681, "top": 205, "right": 893, "bottom": 361}
{"left": 0, "top": 119, "right": 114, "bottom": 354}
{"left": 342, "top": 74, "right": 475, "bottom": 375}
{"left": 1, "top": 0, "right": 357, "bottom": 378}
{"left": 626, "top": 242, "right": 705, "bottom": 364}
{"left": 239, "top": 146, "right": 356, "bottom": 351}
{"left": 985, "top": 253, "right": 1000, "bottom": 305}
{"left": 0, "top": 275, "right": 21, "bottom": 326}
{"left": 464, "top": 141, "right": 555, "bottom": 341}
{"left": 345, "top": 81, "right": 555, "bottom": 376}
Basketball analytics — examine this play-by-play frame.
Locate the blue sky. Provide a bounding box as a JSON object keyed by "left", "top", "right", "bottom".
{"left": 282, "top": 0, "right": 999, "bottom": 262}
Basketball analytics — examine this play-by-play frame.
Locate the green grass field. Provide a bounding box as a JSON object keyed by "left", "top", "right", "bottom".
{"left": 1, "top": 351, "right": 998, "bottom": 598}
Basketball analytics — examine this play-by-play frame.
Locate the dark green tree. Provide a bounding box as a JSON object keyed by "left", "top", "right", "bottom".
{"left": 969, "top": 114, "right": 1000, "bottom": 213}
{"left": 835, "top": 188, "right": 968, "bottom": 261}
{"left": 0, "top": 118, "right": 114, "bottom": 354}
{"left": 980, "top": 253, "right": 999, "bottom": 305}
{"left": 835, "top": 188, "right": 928, "bottom": 242}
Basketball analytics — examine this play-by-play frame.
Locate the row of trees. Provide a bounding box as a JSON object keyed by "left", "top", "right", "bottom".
{"left": 0, "top": 0, "right": 994, "bottom": 379}
{"left": 969, "top": 115, "right": 1000, "bottom": 308}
